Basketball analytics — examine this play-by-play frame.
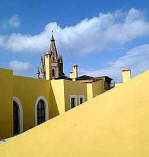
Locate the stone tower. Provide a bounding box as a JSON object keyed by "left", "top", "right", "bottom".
{"left": 50, "top": 35, "right": 64, "bottom": 79}
{"left": 37, "top": 35, "right": 64, "bottom": 79}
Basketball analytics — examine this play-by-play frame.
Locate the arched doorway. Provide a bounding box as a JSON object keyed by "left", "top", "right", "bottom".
{"left": 13, "top": 97, "right": 23, "bottom": 135}
{"left": 37, "top": 100, "right": 45, "bottom": 125}
{"left": 35, "top": 96, "right": 49, "bottom": 126}
{"left": 13, "top": 101, "right": 19, "bottom": 135}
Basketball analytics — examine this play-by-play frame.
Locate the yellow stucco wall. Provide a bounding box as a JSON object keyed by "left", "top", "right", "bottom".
{"left": 13, "top": 75, "right": 51, "bottom": 131}
{"left": 0, "top": 68, "right": 13, "bottom": 139}
{"left": 0, "top": 68, "right": 109, "bottom": 140}
{"left": 1, "top": 70, "right": 149, "bottom": 156}
{"left": 87, "top": 83, "right": 93, "bottom": 100}
{"left": 0, "top": 68, "right": 52, "bottom": 139}
{"left": 92, "top": 80, "right": 105, "bottom": 97}
{"left": 50, "top": 80, "right": 65, "bottom": 116}
{"left": 64, "top": 80, "right": 87, "bottom": 111}
{"left": 87, "top": 80, "right": 105, "bottom": 100}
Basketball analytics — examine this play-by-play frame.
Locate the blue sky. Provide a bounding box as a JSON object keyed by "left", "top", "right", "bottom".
{"left": 1, "top": 0, "right": 149, "bottom": 81}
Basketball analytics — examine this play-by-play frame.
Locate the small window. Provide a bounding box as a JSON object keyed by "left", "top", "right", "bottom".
{"left": 79, "top": 95, "right": 84, "bottom": 105}
{"left": 37, "top": 100, "right": 45, "bottom": 125}
{"left": 104, "top": 82, "right": 110, "bottom": 90}
{"left": 70, "top": 95, "right": 77, "bottom": 109}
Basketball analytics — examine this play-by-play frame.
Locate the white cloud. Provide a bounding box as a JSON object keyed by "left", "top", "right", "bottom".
{"left": 0, "top": 15, "right": 21, "bottom": 30}
{"left": 0, "top": 8, "right": 149, "bottom": 54}
{"left": 9, "top": 61, "right": 32, "bottom": 71}
{"left": 79, "top": 44, "right": 149, "bottom": 82}
{"left": 9, "top": 15, "right": 21, "bottom": 28}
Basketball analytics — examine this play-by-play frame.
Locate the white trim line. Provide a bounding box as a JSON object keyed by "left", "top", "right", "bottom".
{"left": 13, "top": 97, "right": 23, "bottom": 133}
{"left": 79, "top": 95, "right": 85, "bottom": 105}
{"left": 70, "top": 95, "right": 77, "bottom": 109}
{"left": 35, "top": 96, "right": 49, "bottom": 126}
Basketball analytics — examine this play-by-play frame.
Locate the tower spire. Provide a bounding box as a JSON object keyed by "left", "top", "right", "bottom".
{"left": 50, "top": 33, "right": 57, "bottom": 60}
{"left": 51, "top": 31, "right": 55, "bottom": 42}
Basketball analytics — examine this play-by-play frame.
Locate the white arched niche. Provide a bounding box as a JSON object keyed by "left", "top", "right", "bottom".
{"left": 35, "top": 96, "right": 49, "bottom": 126}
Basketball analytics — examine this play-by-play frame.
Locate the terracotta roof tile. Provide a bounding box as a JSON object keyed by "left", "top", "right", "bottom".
{"left": 122, "top": 68, "right": 131, "bottom": 71}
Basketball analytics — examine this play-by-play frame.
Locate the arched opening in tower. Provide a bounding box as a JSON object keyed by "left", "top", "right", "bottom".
{"left": 52, "top": 69, "right": 55, "bottom": 77}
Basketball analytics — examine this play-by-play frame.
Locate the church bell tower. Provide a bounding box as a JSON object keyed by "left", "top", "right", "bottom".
{"left": 37, "top": 34, "right": 64, "bottom": 80}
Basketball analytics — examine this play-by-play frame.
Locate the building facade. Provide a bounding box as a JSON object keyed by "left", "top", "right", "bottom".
{"left": 0, "top": 36, "right": 113, "bottom": 140}
{"left": 0, "top": 67, "right": 111, "bottom": 140}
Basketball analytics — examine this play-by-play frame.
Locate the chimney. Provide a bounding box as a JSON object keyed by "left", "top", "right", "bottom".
{"left": 122, "top": 68, "right": 131, "bottom": 83}
{"left": 73, "top": 64, "right": 78, "bottom": 79}
{"left": 70, "top": 64, "right": 78, "bottom": 81}
{"left": 70, "top": 71, "right": 73, "bottom": 79}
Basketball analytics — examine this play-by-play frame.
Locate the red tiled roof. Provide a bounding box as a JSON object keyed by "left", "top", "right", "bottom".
{"left": 122, "top": 68, "right": 131, "bottom": 71}
{"left": 76, "top": 78, "right": 102, "bottom": 83}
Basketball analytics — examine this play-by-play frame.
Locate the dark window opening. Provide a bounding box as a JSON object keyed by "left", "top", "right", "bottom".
{"left": 104, "top": 82, "right": 110, "bottom": 90}
{"left": 13, "top": 101, "right": 19, "bottom": 135}
{"left": 80, "top": 98, "right": 83, "bottom": 104}
{"left": 52, "top": 69, "right": 55, "bottom": 77}
{"left": 37, "top": 100, "right": 45, "bottom": 125}
{"left": 71, "top": 97, "right": 76, "bottom": 109}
